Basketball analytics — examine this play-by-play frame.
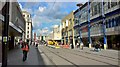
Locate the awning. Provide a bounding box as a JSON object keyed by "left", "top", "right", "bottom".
{"left": 9, "top": 22, "right": 22, "bottom": 33}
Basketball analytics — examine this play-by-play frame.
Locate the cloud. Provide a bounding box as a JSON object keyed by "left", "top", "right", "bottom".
{"left": 39, "top": 6, "right": 46, "bottom": 12}
{"left": 20, "top": 2, "right": 78, "bottom": 36}
{"left": 18, "top": 2, "right": 23, "bottom": 9}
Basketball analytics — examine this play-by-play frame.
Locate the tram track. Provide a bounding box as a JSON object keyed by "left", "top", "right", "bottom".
{"left": 39, "top": 46, "right": 79, "bottom": 66}
{"left": 46, "top": 47, "right": 118, "bottom": 66}
{"left": 42, "top": 46, "right": 80, "bottom": 67}
{"left": 63, "top": 48, "right": 119, "bottom": 62}
{"left": 38, "top": 47, "right": 57, "bottom": 66}
{"left": 72, "top": 49, "right": 120, "bottom": 60}
{"left": 58, "top": 48, "right": 118, "bottom": 66}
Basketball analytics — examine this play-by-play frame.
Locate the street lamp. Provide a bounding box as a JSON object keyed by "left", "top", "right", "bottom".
{"left": 2, "top": 0, "right": 9, "bottom": 67}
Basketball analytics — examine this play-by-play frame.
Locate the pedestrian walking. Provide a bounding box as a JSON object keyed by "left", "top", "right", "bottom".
{"left": 36, "top": 41, "right": 38, "bottom": 48}
{"left": 21, "top": 42, "right": 29, "bottom": 62}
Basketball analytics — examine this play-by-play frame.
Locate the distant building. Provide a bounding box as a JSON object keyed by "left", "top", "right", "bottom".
{"left": 47, "top": 31, "right": 54, "bottom": 40}
{"left": 22, "top": 11, "right": 33, "bottom": 43}
{"left": 34, "top": 32, "right": 36, "bottom": 41}
{"left": 61, "top": 11, "right": 75, "bottom": 48}
{"left": 53, "top": 25, "right": 62, "bottom": 42}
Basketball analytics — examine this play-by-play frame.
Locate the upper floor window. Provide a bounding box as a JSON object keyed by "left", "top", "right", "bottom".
{"left": 27, "top": 35, "right": 29, "bottom": 38}
{"left": 27, "top": 31, "right": 29, "bottom": 34}
{"left": 108, "top": 2, "right": 111, "bottom": 9}
{"left": 27, "top": 15, "right": 29, "bottom": 18}
{"left": 23, "top": 15, "right": 25, "bottom": 17}
{"left": 111, "top": 2, "right": 117, "bottom": 7}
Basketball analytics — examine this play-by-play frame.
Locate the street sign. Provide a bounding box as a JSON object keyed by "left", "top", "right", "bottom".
{"left": 0, "top": 14, "right": 4, "bottom": 21}
{"left": 3, "top": 36, "right": 7, "bottom": 42}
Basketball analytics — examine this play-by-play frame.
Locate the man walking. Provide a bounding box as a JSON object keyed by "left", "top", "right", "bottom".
{"left": 21, "top": 42, "right": 29, "bottom": 62}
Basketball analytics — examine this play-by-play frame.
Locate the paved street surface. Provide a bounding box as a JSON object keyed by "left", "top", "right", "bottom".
{"left": 7, "top": 44, "right": 120, "bottom": 67}
{"left": 38, "top": 45, "right": 119, "bottom": 67}
{"left": 8, "top": 45, "right": 45, "bottom": 65}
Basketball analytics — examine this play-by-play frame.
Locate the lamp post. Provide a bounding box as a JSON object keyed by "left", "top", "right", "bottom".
{"left": 2, "top": 0, "right": 9, "bottom": 67}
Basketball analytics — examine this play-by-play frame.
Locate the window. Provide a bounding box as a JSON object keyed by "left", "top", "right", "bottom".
{"left": 118, "top": 16, "right": 120, "bottom": 26}
{"left": 28, "top": 27, "right": 29, "bottom": 29}
{"left": 27, "top": 35, "right": 29, "bottom": 38}
{"left": 111, "top": 2, "right": 117, "bottom": 7}
{"left": 108, "top": 2, "right": 110, "bottom": 9}
{"left": 23, "top": 15, "right": 25, "bottom": 17}
{"left": 114, "top": 18, "right": 116, "bottom": 27}
{"left": 109, "top": 19, "right": 112, "bottom": 28}
{"left": 106, "top": 20, "right": 108, "bottom": 28}
{"left": 27, "top": 31, "right": 29, "bottom": 34}
{"left": 28, "top": 23, "right": 29, "bottom": 25}
{"left": 27, "top": 15, "right": 29, "bottom": 17}
{"left": 94, "top": 6, "right": 97, "bottom": 15}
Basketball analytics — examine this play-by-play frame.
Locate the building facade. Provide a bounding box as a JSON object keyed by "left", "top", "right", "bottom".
{"left": 22, "top": 11, "right": 33, "bottom": 43}
{"left": 0, "top": 1, "right": 26, "bottom": 63}
{"left": 61, "top": 11, "right": 75, "bottom": 48}
{"left": 74, "top": 0, "right": 120, "bottom": 50}
{"left": 53, "top": 25, "right": 62, "bottom": 42}
{"left": 8, "top": 2, "right": 26, "bottom": 49}
{"left": 89, "top": 1, "right": 120, "bottom": 49}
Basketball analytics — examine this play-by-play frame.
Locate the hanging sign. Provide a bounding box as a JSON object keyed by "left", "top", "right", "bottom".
{"left": 3, "top": 36, "right": 7, "bottom": 42}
